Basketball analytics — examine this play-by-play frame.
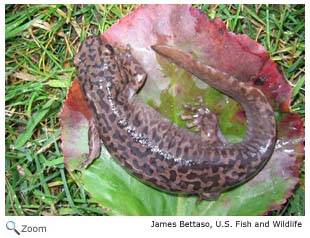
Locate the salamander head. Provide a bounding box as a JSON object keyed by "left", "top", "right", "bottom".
{"left": 74, "top": 36, "right": 121, "bottom": 92}
{"left": 74, "top": 36, "right": 147, "bottom": 103}
{"left": 74, "top": 36, "right": 114, "bottom": 67}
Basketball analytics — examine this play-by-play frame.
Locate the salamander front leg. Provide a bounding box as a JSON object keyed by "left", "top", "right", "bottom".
{"left": 81, "top": 117, "right": 101, "bottom": 168}
{"left": 117, "top": 46, "right": 147, "bottom": 103}
{"left": 120, "top": 46, "right": 147, "bottom": 92}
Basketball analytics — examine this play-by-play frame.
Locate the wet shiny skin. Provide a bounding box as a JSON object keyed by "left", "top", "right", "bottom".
{"left": 74, "top": 36, "right": 276, "bottom": 200}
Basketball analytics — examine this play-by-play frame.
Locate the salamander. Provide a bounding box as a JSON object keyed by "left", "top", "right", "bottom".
{"left": 73, "top": 36, "right": 276, "bottom": 201}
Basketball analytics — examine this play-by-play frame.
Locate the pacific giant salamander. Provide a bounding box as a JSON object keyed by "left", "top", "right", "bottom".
{"left": 73, "top": 36, "right": 276, "bottom": 200}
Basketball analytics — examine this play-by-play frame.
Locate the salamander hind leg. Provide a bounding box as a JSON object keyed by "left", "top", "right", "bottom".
{"left": 196, "top": 191, "right": 221, "bottom": 204}
{"left": 181, "top": 96, "right": 227, "bottom": 146}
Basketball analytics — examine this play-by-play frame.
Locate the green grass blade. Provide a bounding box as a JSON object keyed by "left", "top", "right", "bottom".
{"left": 5, "top": 178, "right": 25, "bottom": 215}
{"left": 292, "top": 75, "right": 305, "bottom": 98}
{"left": 5, "top": 15, "right": 44, "bottom": 40}
{"left": 60, "top": 168, "right": 77, "bottom": 211}
{"left": 14, "top": 99, "right": 55, "bottom": 148}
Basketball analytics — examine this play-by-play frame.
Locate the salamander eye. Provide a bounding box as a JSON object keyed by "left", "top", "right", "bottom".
{"left": 104, "top": 44, "right": 114, "bottom": 55}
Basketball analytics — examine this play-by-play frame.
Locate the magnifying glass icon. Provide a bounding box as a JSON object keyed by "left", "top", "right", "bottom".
{"left": 6, "top": 221, "right": 20, "bottom": 235}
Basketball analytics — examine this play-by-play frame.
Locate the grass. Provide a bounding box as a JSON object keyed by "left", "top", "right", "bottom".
{"left": 5, "top": 4, "right": 305, "bottom": 215}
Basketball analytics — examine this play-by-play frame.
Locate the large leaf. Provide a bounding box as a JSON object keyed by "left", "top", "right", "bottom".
{"left": 61, "top": 5, "right": 304, "bottom": 215}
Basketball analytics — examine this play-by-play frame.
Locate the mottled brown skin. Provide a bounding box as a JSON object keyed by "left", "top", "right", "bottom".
{"left": 74, "top": 36, "right": 276, "bottom": 201}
